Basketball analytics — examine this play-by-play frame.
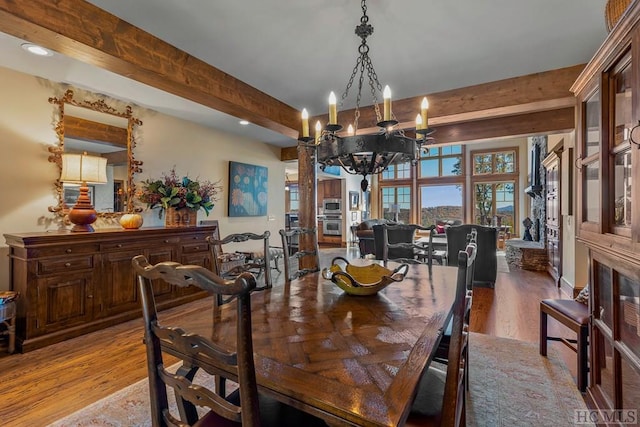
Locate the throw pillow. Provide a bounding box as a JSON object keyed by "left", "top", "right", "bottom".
{"left": 574, "top": 285, "right": 589, "bottom": 305}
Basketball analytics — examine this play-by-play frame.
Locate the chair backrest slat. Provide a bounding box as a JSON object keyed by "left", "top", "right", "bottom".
{"left": 133, "top": 255, "right": 260, "bottom": 427}
{"left": 207, "top": 230, "right": 272, "bottom": 290}
{"left": 279, "top": 227, "right": 320, "bottom": 284}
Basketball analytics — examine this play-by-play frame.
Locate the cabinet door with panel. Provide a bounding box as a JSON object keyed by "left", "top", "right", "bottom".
{"left": 326, "top": 179, "right": 342, "bottom": 198}
{"left": 147, "top": 245, "right": 176, "bottom": 300}
{"left": 178, "top": 233, "right": 212, "bottom": 296}
{"left": 100, "top": 241, "right": 178, "bottom": 317}
{"left": 34, "top": 271, "right": 95, "bottom": 336}
{"left": 101, "top": 249, "right": 142, "bottom": 317}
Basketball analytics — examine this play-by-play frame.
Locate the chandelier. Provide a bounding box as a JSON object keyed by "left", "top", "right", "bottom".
{"left": 299, "top": 0, "right": 434, "bottom": 192}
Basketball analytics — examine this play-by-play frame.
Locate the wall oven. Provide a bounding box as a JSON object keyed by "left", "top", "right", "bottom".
{"left": 323, "top": 216, "right": 342, "bottom": 235}
{"left": 323, "top": 198, "right": 342, "bottom": 215}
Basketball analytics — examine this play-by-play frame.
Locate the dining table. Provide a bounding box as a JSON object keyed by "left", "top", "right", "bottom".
{"left": 180, "top": 262, "right": 458, "bottom": 426}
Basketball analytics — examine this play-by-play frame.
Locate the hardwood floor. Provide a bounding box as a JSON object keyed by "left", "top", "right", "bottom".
{"left": 0, "top": 246, "right": 580, "bottom": 427}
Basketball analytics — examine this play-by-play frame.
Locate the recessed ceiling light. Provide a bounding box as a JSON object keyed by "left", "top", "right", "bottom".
{"left": 239, "top": 120, "right": 250, "bottom": 126}
{"left": 21, "top": 43, "right": 54, "bottom": 57}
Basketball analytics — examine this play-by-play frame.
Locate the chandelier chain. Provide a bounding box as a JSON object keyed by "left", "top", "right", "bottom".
{"left": 339, "top": 0, "right": 386, "bottom": 131}
{"left": 313, "top": 0, "right": 430, "bottom": 192}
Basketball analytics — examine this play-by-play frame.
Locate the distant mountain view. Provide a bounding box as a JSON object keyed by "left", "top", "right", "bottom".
{"left": 420, "top": 206, "right": 463, "bottom": 226}
{"left": 497, "top": 205, "right": 514, "bottom": 214}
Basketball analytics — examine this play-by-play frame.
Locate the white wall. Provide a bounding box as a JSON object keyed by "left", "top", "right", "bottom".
{"left": 0, "top": 66, "right": 286, "bottom": 290}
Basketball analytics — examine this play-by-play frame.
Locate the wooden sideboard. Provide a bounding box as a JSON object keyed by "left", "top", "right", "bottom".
{"left": 4, "top": 226, "right": 217, "bottom": 352}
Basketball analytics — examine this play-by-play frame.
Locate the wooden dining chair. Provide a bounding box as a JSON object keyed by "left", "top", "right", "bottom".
{"left": 434, "top": 236, "right": 477, "bottom": 379}
{"left": 279, "top": 227, "right": 320, "bottom": 285}
{"left": 207, "top": 230, "right": 273, "bottom": 290}
{"left": 380, "top": 223, "right": 438, "bottom": 270}
{"left": 133, "top": 255, "right": 327, "bottom": 427}
{"left": 406, "top": 243, "right": 477, "bottom": 427}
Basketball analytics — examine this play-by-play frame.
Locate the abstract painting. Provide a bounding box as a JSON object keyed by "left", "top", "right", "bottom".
{"left": 228, "top": 161, "right": 268, "bottom": 217}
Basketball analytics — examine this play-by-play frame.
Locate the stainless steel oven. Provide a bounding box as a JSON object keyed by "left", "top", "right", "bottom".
{"left": 323, "top": 198, "right": 342, "bottom": 215}
{"left": 323, "top": 216, "right": 342, "bottom": 235}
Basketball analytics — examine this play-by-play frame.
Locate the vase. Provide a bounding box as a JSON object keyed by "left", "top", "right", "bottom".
{"left": 165, "top": 207, "right": 197, "bottom": 227}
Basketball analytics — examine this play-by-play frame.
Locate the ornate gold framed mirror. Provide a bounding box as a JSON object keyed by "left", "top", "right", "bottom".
{"left": 48, "top": 89, "right": 143, "bottom": 220}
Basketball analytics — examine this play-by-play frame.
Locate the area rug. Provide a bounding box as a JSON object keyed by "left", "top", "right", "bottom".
{"left": 467, "top": 332, "right": 593, "bottom": 427}
{"left": 49, "top": 333, "right": 591, "bottom": 427}
{"left": 47, "top": 364, "right": 218, "bottom": 427}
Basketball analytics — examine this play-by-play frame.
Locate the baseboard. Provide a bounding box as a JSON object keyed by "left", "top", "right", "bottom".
{"left": 559, "top": 276, "right": 580, "bottom": 298}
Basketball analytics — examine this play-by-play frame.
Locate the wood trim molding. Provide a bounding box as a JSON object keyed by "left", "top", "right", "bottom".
{"left": 0, "top": 0, "right": 301, "bottom": 139}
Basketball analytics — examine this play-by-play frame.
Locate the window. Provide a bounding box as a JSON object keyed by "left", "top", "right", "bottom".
{"left": 287, "top": 184, "right": 299, "bottom": 212}
{"left": 419, "top": 184, "right": 463, "bottom": 226}
{"left": 381, "top": 162, "right": 411, "bottom": 180}
{"left": 470, "top": 147, "right": 519, "bottom": 232}
{"left": 473, "top": 150, "right": 515, "bottom": 175}
{"left": 379, "top": 144, "right": 464, "bottom": 224}
{"left": 381, "top": 186, "right": 411, "bottom": 223}
{"left": 419, "top": 145, "right": 462, "bottom": 177}
{"left": 473, "top": 182, "right": 515, "bottom": 228}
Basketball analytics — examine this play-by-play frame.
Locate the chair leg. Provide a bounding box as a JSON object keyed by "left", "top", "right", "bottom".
{"left": 577, "top": 325, "right": 588, "bottom": 393}
{"left": 539, "top": 308, "right": 548, "bottom": 356}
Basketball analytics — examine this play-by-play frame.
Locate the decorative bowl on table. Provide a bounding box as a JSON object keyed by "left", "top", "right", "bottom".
{"left": 321, "top": 257, "right": 409, "bottom": 296}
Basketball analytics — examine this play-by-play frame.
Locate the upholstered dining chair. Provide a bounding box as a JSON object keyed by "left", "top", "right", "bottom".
{"left": 207, "top": 230, "right": 272, "bottom": 290}
{"left": 446, "top": 224, "right": 496, "bottom": 287}
{"left": 133, "top": 255, "right": 327, "bottom": 427}
{"left": 406, "top": 243, "right": 477, "bottom": 427}
{"left": 279, "top": 227, "right": 320, "bottom": 285}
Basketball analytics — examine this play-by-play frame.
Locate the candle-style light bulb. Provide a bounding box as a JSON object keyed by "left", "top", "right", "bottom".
{"left": 301, "top": 108, "right": 309, "bottom": 138}
{"left": 421, "top": 97, "right": 429, "bottom": 129}
{"left": 315, "top": 120, "right": 322, "bottom": 145}
{"left": 328, "top": 92, "right": 337, "bottom": 125}
{"left": 415, "top": 114, "right": 423, "bottom": 131}
{"left": 383, "top": 85, "right": 392, "bottom": 121}
{"left": 347, "top": 124, "right": 354, "bottom": 136}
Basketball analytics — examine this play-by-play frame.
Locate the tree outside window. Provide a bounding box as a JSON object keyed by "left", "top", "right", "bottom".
{"left": 471, "top": 148, "right": 518, "bottom": 230}
{"left": 474, "top": 182, "right": 515, "bottom": 228}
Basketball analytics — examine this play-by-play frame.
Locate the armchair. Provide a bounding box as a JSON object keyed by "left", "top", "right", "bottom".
{"left": 446, "top": 224, "right": 498, "bottom": 287}
{"left": 355, "top": 218, "right": 395, "bottom": 258}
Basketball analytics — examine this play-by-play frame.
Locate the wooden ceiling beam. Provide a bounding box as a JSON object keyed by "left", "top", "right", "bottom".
{"left": 0, "top": 0, "right": 300, "bottom": 139}
{"left": 430, "top": 107, "right": 575, "bottom": 145}
{"left": 308, "top": 64, "right": 584, "bottom": 128}
{"left": 280, "top": 107, "right": 575, "bottom": 161}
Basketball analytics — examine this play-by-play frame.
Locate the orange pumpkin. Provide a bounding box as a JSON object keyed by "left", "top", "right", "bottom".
{"left": 119, "top": 213, "right": 144, "bottom": 229}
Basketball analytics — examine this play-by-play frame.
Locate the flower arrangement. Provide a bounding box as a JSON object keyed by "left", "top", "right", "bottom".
{"left": 137, "top": 168, "right": 222, "bottom": 217}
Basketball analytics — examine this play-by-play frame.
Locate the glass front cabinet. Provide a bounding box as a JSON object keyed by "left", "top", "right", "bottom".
{"left": 571, "top": 3, "right": 640, "bottom": 419}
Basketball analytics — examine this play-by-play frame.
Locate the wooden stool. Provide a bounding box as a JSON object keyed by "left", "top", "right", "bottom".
{"left": 540, "top": 299, "right": 589, "bottom": 392}
{"left": 0, "top": 291, "right": 18, "bottom": 354}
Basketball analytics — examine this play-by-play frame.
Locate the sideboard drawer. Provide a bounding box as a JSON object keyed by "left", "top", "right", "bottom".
{"left": 37, "top": 255, "right": 94, "bottom": 275}
{"left": 30, "top": 243, "right": 100, "bottom": 258}
{"left": 100, "top": 237, "right": 179, "bottom": 251}
{"left": 182, "top": 242, "right": 210, "bottom": 254}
